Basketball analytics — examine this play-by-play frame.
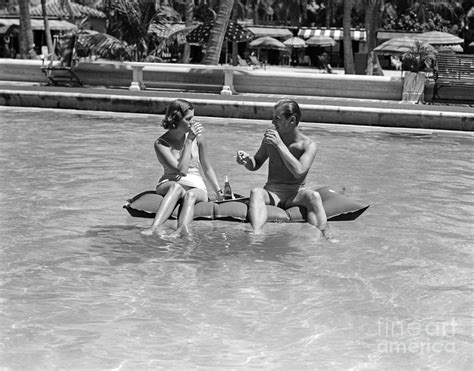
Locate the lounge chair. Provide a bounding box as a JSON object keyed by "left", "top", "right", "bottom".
{"left": 248, "top": 55, "right": 262, "bottom": 68}
{"left": 237, "top": 55, "right": 250, "bottom": 67}
{"left": 41, "top": 33, "right": 82, "bottom": 87}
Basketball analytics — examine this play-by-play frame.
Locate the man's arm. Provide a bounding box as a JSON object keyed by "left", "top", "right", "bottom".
{"left": 236, "top": 139, "right": 268, "bottom": 171}
{"left": 278, "top": 140, "right": 317, "bottom": 177}
{"left": 264, "top": 129, "right": 317, "bottom": 177}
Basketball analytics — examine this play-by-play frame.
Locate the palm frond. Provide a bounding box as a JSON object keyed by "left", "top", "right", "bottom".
{"left": 401, "top": 39, "right": 437, "bottom": 72}
{"left": 76, "top": 29, "right": 133, "bottom": 60}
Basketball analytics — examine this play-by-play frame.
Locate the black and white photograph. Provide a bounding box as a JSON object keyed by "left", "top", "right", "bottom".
{"left": 1, "top": 0, "right": 473, "bottom": 369}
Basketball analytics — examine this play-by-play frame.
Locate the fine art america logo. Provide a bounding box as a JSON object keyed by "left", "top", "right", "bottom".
{"left": 377, "top": 318, "right": 457, "bottom": 354}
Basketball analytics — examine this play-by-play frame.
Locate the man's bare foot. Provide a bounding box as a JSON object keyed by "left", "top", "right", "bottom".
{"left": 321, "top": 228, "right": 339, "bottom": 244}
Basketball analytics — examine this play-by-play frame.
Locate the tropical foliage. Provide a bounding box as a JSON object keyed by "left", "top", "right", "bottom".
{"left": 401, "top": 39, "right": 437, "bottom": 72}
{"left": 105, "top": 0, "right": 182, "bottom": 61}
{"left": 4, "top": 0, "right": 473, "bottom": 72}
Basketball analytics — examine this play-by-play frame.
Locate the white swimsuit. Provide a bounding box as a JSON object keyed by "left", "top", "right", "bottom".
{"left": 156, "top": 136, "right": 207, "bottom": 192}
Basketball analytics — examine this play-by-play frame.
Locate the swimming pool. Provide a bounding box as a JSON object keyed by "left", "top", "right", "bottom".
{"left": 1, "top": 107, "right": 472, "bottom": 370}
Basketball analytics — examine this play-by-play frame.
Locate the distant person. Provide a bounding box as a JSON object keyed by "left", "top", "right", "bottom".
{"left": 390, "top": 55, "right": 402, "bottom": 71}
{"left": 142, "top": 99, "right": 223, "bottom": 236}
{"left": 236, "top": 99, "right": 337, "bottom": 242}
{"left": 318, "top": 52, "right": 334, "bottom": 73}
{"left": 2, "top": 36, "right": 15, "bottom": 58}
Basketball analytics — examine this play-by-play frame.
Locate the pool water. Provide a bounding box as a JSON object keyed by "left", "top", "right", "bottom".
{"left": 1, "top": 107, "right": 472, "bottom": 370}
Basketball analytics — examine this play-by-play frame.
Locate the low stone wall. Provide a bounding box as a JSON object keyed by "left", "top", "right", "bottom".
{"left": 1, "top": 88, "right": 473, "bottom": 130}
{"left": 0, "top": 59, "right": 404, "bottom": 100}
{"left": 0, "top": 59, "right": 48, "bottom": 83}
{"left": 232, "top": 68, "right": 403, "bottom": 100}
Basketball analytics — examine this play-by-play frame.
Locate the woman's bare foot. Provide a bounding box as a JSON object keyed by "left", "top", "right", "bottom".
{"left": 141, "top": 227, "right": 156, "bottom": 236}
{"left": 142, "top": 226, "right": 165, "bottom": 236}
{"left": 321, "top": 227, "right": 339, "bottom": 244}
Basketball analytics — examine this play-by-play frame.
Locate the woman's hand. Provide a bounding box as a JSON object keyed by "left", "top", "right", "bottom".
{"left": 188, "top": 122, "right": 203, "bottom": 141}
{"left": 215, "top": 189, "right": 224, "bottom": 201}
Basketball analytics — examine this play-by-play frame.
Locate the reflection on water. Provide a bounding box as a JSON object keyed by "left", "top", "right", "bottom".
{"left": 1, "top": 107, "right": 473, "bottom": 370}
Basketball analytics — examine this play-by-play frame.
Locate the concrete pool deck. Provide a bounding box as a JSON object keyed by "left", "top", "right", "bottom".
{"left": 0, "top": 80, "right": 473, "bottom": 131}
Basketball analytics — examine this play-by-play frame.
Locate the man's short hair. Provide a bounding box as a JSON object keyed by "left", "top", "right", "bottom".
{"left": 274, "top": 99, "right": 301, "bottom": 125}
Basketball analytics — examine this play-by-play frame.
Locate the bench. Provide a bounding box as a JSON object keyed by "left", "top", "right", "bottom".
{"left": 432, "top": 53, "right": 474, "bottom": 103}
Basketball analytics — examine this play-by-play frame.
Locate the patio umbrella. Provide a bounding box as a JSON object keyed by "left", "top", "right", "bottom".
{"left": 186, "top": 20, "right": 252, "bottom": 44}
{"left": 305, "top": 35, "right": 335, "bottom": 47}
{"left": 283, "top": 36, "right": 306, "bottom": 48}
{"left": 415, "top": 31, "right": 463, "bottom": 46}
{"left": 436, "top": 44, "right": 463, "bottom": 53}
{"left": 249, "top": 36, "right": 286, "bottom": 50}
{"left": 374, "top": 36, "right": 422, "bottom": 55}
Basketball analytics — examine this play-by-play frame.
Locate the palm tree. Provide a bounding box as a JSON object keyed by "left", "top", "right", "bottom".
{"left": 364, "top": 0, "right": 380, "bottom": 52}
{"left": 364, "top": 0, "right": 383, "bottom": 75}
{"left": 182, "top": 0, "right": 194, "bottom": 63}
{"left": 18, "top": 0, "right": 36, "bottom": 58}
{"left": 59, "top": 0, "right": 75, "bottom": 23}
{"left": 343, "top": 0, "right": 355, "bottom": 73}
{"left": 41, "top": 0, "right": 54, "bottom": 54}
{"left": 202, "top": 0, "right": 235, "bottom": 65}
{"left": 325, "top": 0, "right": 333, "bottom": 27}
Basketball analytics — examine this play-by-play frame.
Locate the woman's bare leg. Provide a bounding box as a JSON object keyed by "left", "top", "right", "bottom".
{"left": 177, "top": 188, "right": 207, "bottom": 233}
{"left": 142, "top": 182, "right": 184, "bottom": 235}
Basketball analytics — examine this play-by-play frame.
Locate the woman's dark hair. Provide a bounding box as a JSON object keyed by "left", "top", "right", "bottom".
{"left": 274, "top": 99, "right": 301, "bottom": 125}
{"left": 161, "top": 99, "right": 194, "bottom": 129}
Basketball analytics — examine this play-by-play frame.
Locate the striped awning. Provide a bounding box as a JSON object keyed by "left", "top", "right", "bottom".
{"left": 247, "top": 26, "right": 293, "bottom": 38}
{"left": 0, "top": 0, "right": 105, "bottom": 19}
{"left": 29, "top": 0, "right": 105, "bottom": 19}
{"left": 298, "top": 27, "right": 366, "bottom": 42}
{"left": 0, "top": 18, "right": 76, "bottom": 31}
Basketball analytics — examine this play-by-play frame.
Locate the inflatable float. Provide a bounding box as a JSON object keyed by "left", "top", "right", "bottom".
{"left": 124, "top": 186, "right": 369, "bottom": 223}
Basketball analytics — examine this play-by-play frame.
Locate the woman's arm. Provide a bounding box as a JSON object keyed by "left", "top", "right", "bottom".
{"left": 197, "top": 135, "right": 222, "bottom": 198}
{"left": 154, "top": 138, "right": 194, "bottom": 176}
{"left": 154, "top": 124, "right": 201, "bottom": 176}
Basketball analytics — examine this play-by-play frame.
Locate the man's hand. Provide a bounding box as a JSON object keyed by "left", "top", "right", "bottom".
{"left": 264, "top": 128, "right": 284, "bottom": 148}
{"left": 236, "top": 150, "right": 250, "bottom": 166}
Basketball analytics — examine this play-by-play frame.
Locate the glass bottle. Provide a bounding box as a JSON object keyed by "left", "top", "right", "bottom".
{"left": 223, "top": 175, "right": 233, "bottom": 200}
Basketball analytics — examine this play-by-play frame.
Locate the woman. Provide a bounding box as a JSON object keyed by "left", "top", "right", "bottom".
{"left": 142, "top": 99, "right": 222, "bottom": 235}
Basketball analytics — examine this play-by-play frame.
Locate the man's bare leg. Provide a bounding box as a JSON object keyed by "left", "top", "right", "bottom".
{"left": 248, "top": 187, "right": 270, "bottom": 234}
{"left": 289, "top": 189, "right": 338, "bottom": 243}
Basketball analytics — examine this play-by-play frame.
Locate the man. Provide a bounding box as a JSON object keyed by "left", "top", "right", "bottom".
{"left": 236, "top": 99, "right": 336, "bottom": 242}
